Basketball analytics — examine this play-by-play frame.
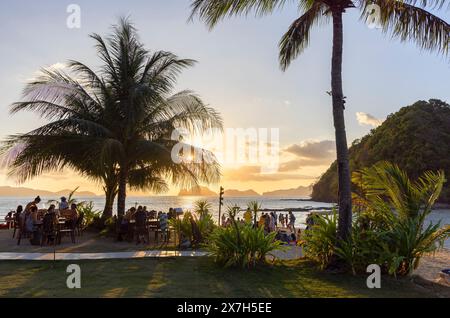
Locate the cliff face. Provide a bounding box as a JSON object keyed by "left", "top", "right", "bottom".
{"left": 312, "top": 100, "right": 450, "bottom": 203}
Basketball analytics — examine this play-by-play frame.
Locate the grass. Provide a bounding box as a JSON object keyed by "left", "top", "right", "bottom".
{"left": 0, "top": 258, "right": 438, "bottom": 298}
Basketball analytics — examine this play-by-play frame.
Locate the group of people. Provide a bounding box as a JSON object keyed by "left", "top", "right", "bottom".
{"left": 118, "top": 206, "right": 178, "bottom": 244}
{"left": 221, "top": 209, "right": 297, "bottom": 234}
{"left": 9, "top": 196, "right": 79, "bottom": 245}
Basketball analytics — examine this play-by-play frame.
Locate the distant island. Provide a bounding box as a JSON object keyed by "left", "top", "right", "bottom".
{"left": 178, "top": 186, "right": 217, "bottom": 197}
{"left": 224, "top": 189, "right": 260, "bottom": 197}
{"left": 0, "top": 186, "right": 97, "bottom": 198}
{"left": 263, "top": 185, "right": 312, "bottom": 197}
{"left": 178, "top": 186, "right": 312, "bottom": 198}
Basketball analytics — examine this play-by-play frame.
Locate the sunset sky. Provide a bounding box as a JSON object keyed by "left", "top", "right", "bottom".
{"left": 0, "top": 0, "right": 449, "bottom": 196}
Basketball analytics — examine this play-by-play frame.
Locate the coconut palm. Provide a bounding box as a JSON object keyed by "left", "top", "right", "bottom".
{"left": 1, "top": 18, "right": 223, "bottom": 219}
{"left": 190, "top": 0, "right": 449, "bottom": 240}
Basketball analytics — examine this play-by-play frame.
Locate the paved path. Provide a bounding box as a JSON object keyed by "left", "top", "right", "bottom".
{"left": 0, "top": 245, "right": 303, "bottom": 261}
{"left": 0, "top": 250, "right": 208, "bottom": 261}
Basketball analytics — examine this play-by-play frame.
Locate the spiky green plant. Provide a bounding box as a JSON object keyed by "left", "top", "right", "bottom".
{"left": 206, "top": 223, "right": 282, "bottom": 268}
{"left": 352, "top": 161, "right": 450, "bottom": 276}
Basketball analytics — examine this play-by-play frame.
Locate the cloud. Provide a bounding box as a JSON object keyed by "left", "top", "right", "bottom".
{"left": 356, "top": 112, "right": 383, "bottom": 127}
{"left": 279, "top": 158, "right": 334, "bottom": 172}
{"left": 25, "top": 62, "right": 68, "bottom": 82}
{"left": 284, "top": 140, "right": 336, "bottom": 160}
{"left": 223, "top": 165, "right": 315, "bottom": 182}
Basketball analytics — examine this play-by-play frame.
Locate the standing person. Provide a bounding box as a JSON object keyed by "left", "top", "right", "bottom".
{"left": 14, "top": 205, "right": 23, "bottom": 221}
{"left": 306, "top": 213, "right": 314, "bottom": 231}
{"left": 279, "top": 213, "right": 285, "bottom": 228}
{"left": 273, "top": 211, "right": 278, "bottom": 229}
{"left": 25, "top": 196, "right": 41, "bottom": 212}
{"left": 264, "top": 213, "right": 270, "bottom": 234}
{"left": 288, "top": 211, "right": 296, "bottom": 232}
{"left": 135, "top": 206, "right": 148, "bottom": 245}
{"left": 269, "top": 212, "right": 275, "bottom": 232}
{"left": 59, "top": 197, "right": 69, "bottom": 210}
{"left": 221, "top": 214, "right": 226, "bottom": 227}
{"left": 243, "top": 208, "right": 252, "bottom": 224}
{"left": 258, "top": 213, "right": 265, "bottom": 228}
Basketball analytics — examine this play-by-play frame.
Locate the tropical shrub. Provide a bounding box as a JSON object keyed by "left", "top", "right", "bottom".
{"left": 206, "top": 224, "right": 282, "bottom": 268}
{"left": 353, "top": 162, "right": 450, "bottom": 276}
{"left": 77, "top": 201, "right": 102, "bottom": 228}
{"left": 206, "top": 205, "right": 282, "bottom": 268}
{"left": 170, "top": 206, "right": 216, "bottom": 247}
{"left": 303, "top": 212, "right": 337, "bottom": 270}
{"left": 305, "top": 162, "right": 450, "bottom": 276}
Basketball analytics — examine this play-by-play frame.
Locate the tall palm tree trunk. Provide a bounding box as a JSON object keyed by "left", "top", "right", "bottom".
{"left": 331, "top": 9, "right": 352, "bottom": 241}
{"left": 102, "top": 185, "right": 117, "bottom": 220}
{"left": 117, "top": 166, "right": 128, "bottom": 217}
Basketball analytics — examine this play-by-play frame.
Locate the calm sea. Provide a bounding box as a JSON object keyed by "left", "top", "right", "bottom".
{"left": 1, "top": 196, "right": 448, "bottom": 248}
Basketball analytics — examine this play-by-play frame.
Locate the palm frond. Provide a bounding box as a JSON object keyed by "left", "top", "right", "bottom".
{"left": 279, "top": 1, "right": 329, "bottom": 71}
{"left": 189, "top": 0, "right": 292, "bottom": 28}
{"left": 361, "top": 0, "right": 450, "bottom": 56}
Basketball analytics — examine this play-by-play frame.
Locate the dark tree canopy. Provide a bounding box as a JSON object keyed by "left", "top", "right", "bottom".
{"left": 312, "top": 99, "right": 450, "bottom": 203}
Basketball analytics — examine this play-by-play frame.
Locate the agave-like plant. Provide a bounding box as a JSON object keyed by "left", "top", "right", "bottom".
{"left": 353, "top": 161, "right": 450, "bottom": 276}
{"left": 206, "top": 223, "right": 282, "bottom": 268}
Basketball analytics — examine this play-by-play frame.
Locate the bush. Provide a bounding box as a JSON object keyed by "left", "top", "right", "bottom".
{"left": 77, "top": 201, "right": 102, "bottom": 228}
{"left": 206, "top": 206, "right": 282, "bottom": 268}
{"left": 303, "top": 212, "right": 337, "bottom": 270}
{"left": 305, "top": 162, "right": 450, "bottom": 276}
{"left": 170, "top": 202, "right": 216, "bottom": 247}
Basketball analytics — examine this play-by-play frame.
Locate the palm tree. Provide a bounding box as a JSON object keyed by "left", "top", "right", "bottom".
{"left": 247, "top": 201, "right": 261, "bottom": 227}
{"left": 1, "top": 67, "right": 169, "bottom": 219}
{"left": 1, "top": 18, "right": 223, "bottom": 219}
{"left": 189, "top": 0, "right": 449, "bottom": 241}
{"left": 194, "top": 199, "right": 213, "bottom": 219}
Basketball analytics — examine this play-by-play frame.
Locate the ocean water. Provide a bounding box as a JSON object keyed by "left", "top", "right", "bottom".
{"left": 1, "top": 196, "right": 449, "bottom": 248}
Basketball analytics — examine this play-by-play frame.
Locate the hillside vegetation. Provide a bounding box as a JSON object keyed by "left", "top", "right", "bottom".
{"left": 312, "top": 99, "right": 450, "bottom": 203}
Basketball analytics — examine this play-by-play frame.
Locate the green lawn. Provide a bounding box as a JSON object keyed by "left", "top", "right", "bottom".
{"left": 0, "top": 258, "right": 439, "bottom": 298}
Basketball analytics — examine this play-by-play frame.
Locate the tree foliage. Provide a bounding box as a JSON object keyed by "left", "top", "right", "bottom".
{"left": 312, "top": 99, "right": 450, "bottom": 203}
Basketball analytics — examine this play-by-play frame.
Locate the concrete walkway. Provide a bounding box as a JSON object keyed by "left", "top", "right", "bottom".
{"left": 0, "top": 250, "right": 208, "bottom": 261}
{"left": 0, "top": 246, "right": 303, "bottom": 261}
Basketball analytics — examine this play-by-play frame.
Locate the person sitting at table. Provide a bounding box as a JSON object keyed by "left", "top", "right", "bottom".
{"left": 42, "top": 205, "right": 58, "bottom": 244}
{"left": 21, "top": 205, "right": 38, "bottom": 234}
{"left": 62, "top": 203, "right": 78, "bottom": 228}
